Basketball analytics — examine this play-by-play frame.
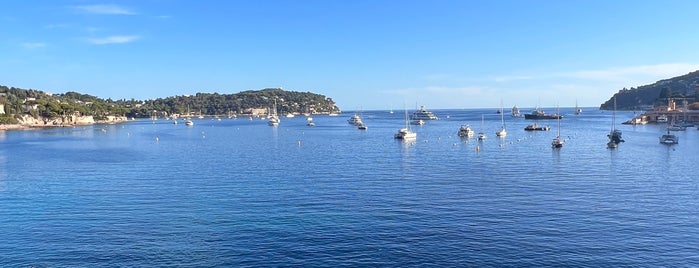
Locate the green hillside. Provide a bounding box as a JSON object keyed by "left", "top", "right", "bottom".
{"left": 600, "top": 70, "right": 699, "bottom": 110}
{"left": 0, "top": 86, "right": 340, "bottom": 124}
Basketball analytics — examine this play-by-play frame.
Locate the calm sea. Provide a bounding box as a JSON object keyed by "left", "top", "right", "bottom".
{"left": 1, "top": 108, "right": 698, "bottom": 267}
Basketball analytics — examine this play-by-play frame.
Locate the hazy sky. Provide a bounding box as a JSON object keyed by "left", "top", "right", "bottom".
{"left": 2, "top": 0, "right": 699, "bottom": 110}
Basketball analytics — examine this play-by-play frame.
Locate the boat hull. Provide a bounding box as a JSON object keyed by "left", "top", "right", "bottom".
{"left": 524, "top": 114, "right": 562, "bottom": 120}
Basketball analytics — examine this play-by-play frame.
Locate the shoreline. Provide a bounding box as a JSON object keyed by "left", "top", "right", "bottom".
{"left": 1, "top": 121, "right": 128, "bottom": 131}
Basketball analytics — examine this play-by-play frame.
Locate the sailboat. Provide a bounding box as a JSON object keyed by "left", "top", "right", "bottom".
{"left": 184, "top": 105, "right": 194, "bottom": 126}
{"left": 477, "top": 114, "right": 487, "bottom": 141}
{"left": 394, "top": 104, "right": 416, "bottom": 140}
{"left": 575, "top": 100, "right": 582, "bottom": 115}
{"left": 551, "top": 106, "right": 563, "bottom": 148}
{"left": 495, "top": 101, "right": 507, "bottom": 137}
{"left": 607, "top": 97, "right": 624, "bottom": 148}
{"left": 659, "top": 120, "right": 679, "bottom": 144}
{"left": 268, "top": 99, "right": 280, "bottom": 126}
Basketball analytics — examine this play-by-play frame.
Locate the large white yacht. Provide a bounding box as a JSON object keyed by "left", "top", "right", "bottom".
{"left": 411, "top": 106, "right": 439, "bottom": 120}
{"left": 347, "top": 114, "right": 362, "bottom": 125}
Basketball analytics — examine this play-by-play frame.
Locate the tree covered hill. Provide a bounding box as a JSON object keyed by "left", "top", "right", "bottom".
{"left": 600, "top": 70, "right": 699, "bottom": 110}
{"left": 0, "top": 85, "right": 340, "bottom": 124}
{"left": 142, "top": 88, "right": 340, "bottom": 117}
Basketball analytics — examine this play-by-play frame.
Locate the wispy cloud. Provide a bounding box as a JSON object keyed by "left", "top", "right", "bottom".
{"left": 21, "top": 42, "right": 47, "bottom": 49}
{"left": 86, "top": 35, "right": 140, "bottom": 45}
{"left": 491, "top": 75, "right": 535, "bottom": 83}
{"left": 45, "top": 23, "right": 69, "bottom": 29}
{"left": 74, "top": 4, "right": 136, "bottom": 15}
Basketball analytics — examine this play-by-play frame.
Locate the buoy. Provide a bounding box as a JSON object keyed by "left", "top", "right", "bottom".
{"left": 297, "top": 140, "right": 302, "bottom": 147}
{"left": 155, "top": 136, "right": 159, "bottom": 142}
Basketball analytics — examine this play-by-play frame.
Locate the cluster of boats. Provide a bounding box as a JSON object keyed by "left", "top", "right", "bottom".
{"left": 347, "top": 113, "right": 367, "bottom": 130}
{"left": 181, "top": 101, "right": 688, "bottom": 148}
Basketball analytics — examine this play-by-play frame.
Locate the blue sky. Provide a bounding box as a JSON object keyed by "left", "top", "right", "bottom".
{"left": 2, "top": 0, "right": 699, "bottom": 110}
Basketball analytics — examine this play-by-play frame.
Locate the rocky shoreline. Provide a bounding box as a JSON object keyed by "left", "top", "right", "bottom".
{"left": 1, "top": 115, "right": 130, "bottom": 131}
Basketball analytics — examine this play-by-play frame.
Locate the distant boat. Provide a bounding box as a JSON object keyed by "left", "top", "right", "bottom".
{"left": 412, "top": 105, "right": 439, "bottom": 120}
{"left": 410, "top": 119, "right": 425, "bottom": 125}
{"left": 185, "top": 106, "right": 194, "bottom": 126}
{"left": 659, "top": 127, "right": 679, "bottom": 144}
{"left": 495, "top": 101, "right": 507, "bottom": 137}
{"left": 524, "top": 107, "right": 562, "bottom": 120}
{"left": 477, "top": 114, "right": 487, "bottom": 141}
{"left": 285, "top": 113, "right": 295, "bottom": 118}
{"left": 524, "top": 123, "right": 550, "bottom": 131}
{"left": 347, "top": 113, "right": 363, "bottom": 126}
{"left": 551, "top": 107, "right": 564, "bottom": 148}
{"left": 668, "top": 124, "right": 687, "bottom": 131}
{"left": 575, "top": 100, "right": 582, "bottom": 115}
{"left": 607, "top": 97, "right": 624, "bottom": 149}
{"left": 395, "top": 105, "right": 416, "bottom": 140}
{"left": 268, "top": 100, "right": 280, "bottom": 126}
{"left": 511, "top": 106, "right": 521, "bottom": 117}
{"left": 457, "top": 124, "right": 475, "bottom": 138}
{"left": 357, "top": 122, "right": 368, "bottom": 130}
{"left": 328, "top": 113, "right": 339, "bottom": 117}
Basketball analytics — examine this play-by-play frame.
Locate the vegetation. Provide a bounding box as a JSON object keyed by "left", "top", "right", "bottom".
{"left": 600, "top": 70, "right": 699, "bottom": 110}
{"left": 0, "top": 86, "right": 340, "bottom": 124}
{"left": 134, "top": 88, "right": 340, "bottom": 117}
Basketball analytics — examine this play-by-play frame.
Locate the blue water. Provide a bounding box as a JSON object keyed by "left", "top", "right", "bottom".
{"left": 1, "top": 108, "right": 698, "bottom": 267}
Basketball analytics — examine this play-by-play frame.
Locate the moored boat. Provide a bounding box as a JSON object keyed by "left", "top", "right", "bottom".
{"left": 511, "top": 105, "right": 521, "bottom": 117}
{"left": 659, "top": 131, "right": 679, "bottom": 144}
{"left": 457, "top": 124, "right": 475, "bottom": 138}
{"left": 395, "top": 105, "right": 416, "bottom": 140}
{"left": 607, "top": 97, "right": 624, "bottom": 149}
{"left": 412, "top": 105, "right": 439, "bottom": 120}
{"left": 410, "top": 119, "right": 425, "bottom": 125}
{"left": 524, "top": 123, "right": 550, "bottom": 131}
{"left": 551, "top": 107, "right": 564, "bottom": 148}
{"left": 347, "top": 114, "right": 362, "bottom": 125}
{"left": 524, "top": 108, "right": 562, "bottom": 120}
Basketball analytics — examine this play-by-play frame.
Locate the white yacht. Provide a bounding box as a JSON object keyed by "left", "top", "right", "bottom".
{"left": 347, "top": 114, "right": 362, "bottom": 125}
{"left": 457, "top": 125, "right": 475, "bottom": 138}
{"left": 511, "top": 106, "right": 521, "bottom": 117}
{"left": 395, "top": 128, "right": 416, "bottom": 139}
{"left": 412, "top": 105, "right": 439, "bottom": 120}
